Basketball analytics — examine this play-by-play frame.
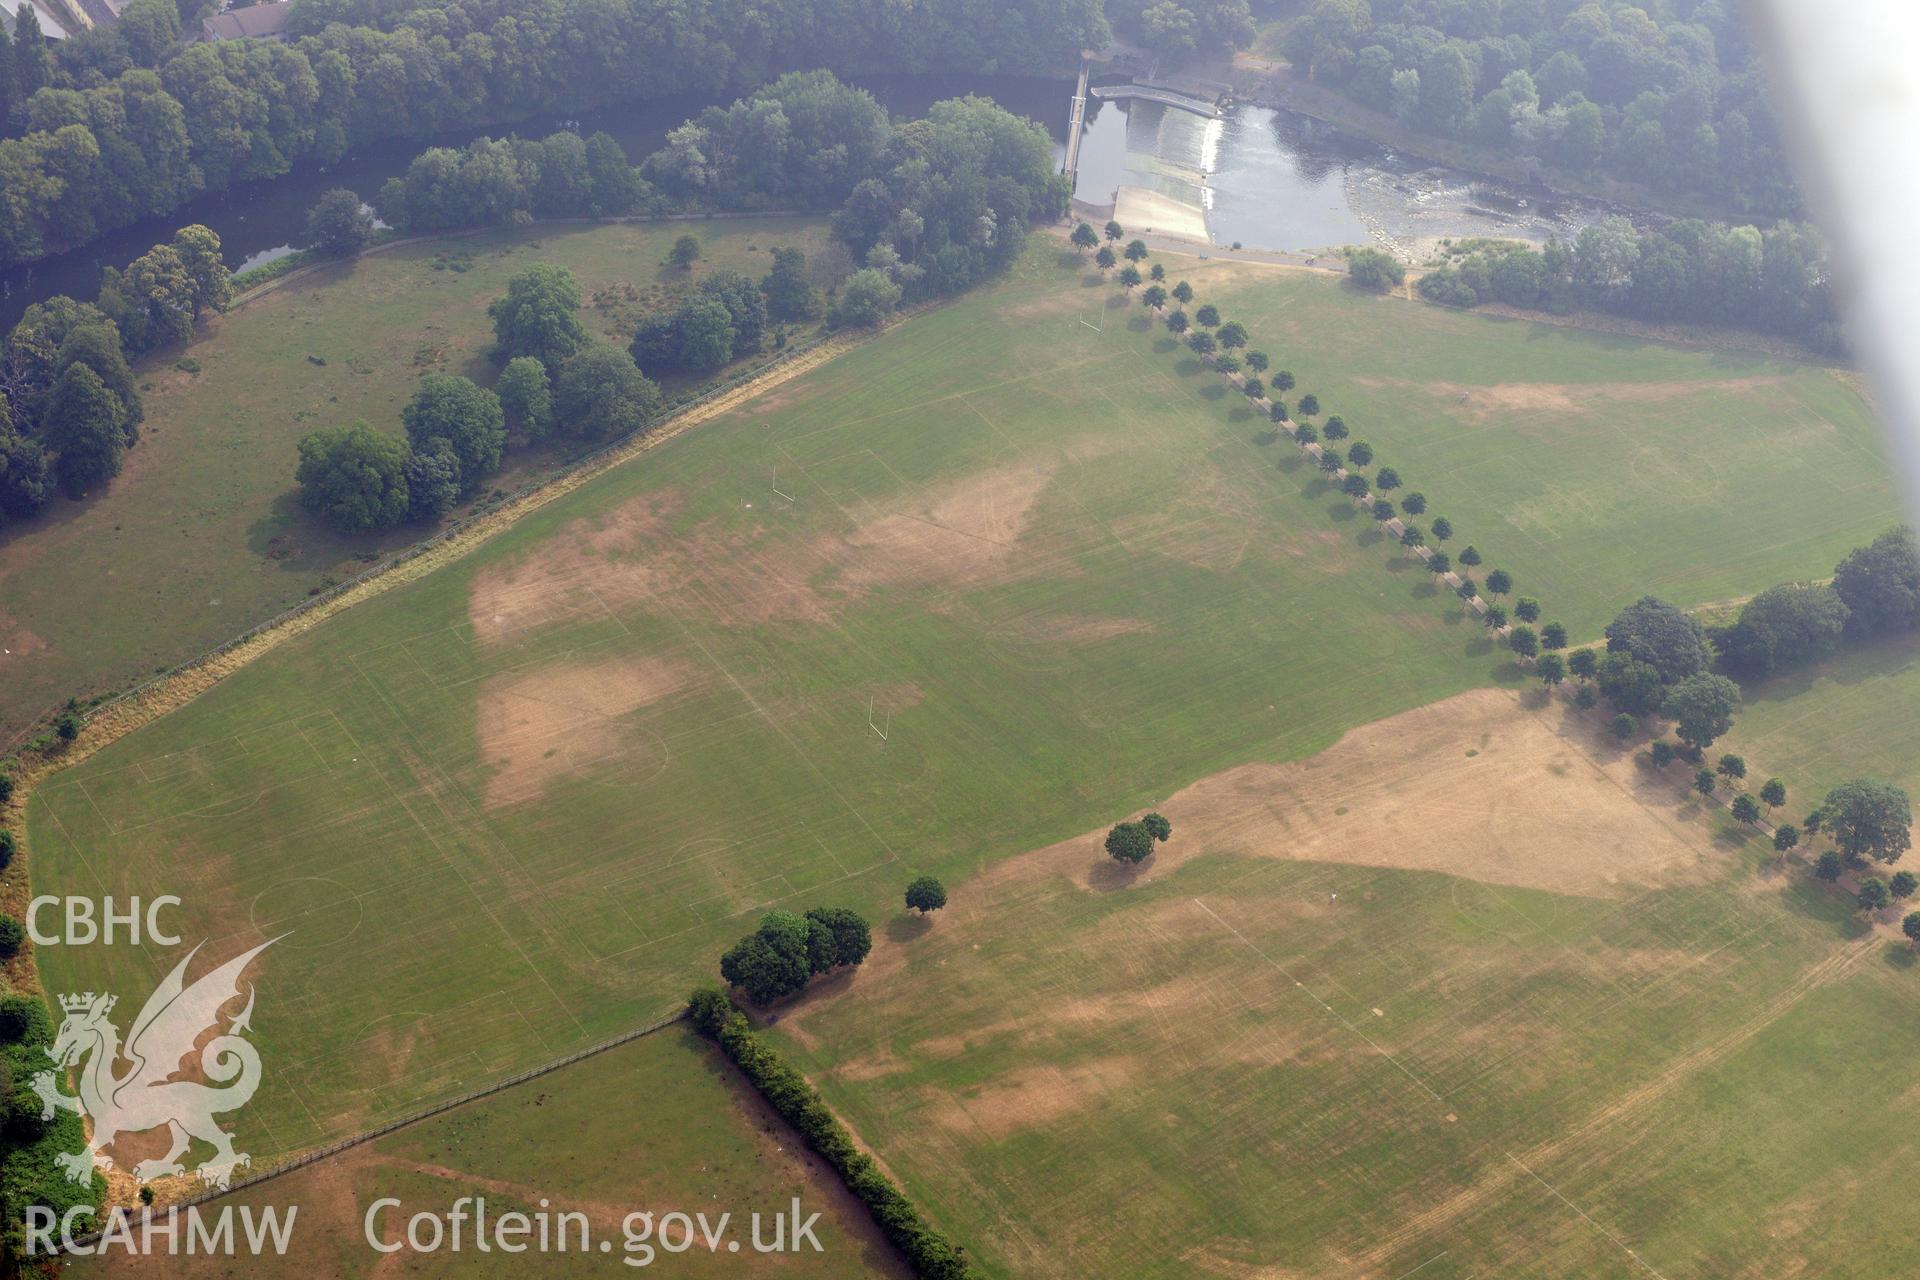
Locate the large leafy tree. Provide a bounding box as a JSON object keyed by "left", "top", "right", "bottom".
{"left": 44, "top": 363, "right": 127, "bottom": 498}
{"left": 304, "top": 187, "right": 374, "bottom": 256}
{"left": 495, "top": 357, "right": 552, "bottom": 439}
{"left": 294, "top": 420, "right": 411, "bottom": 533}
{"left": 761, "top": 246, "right": 822, "bottom": 322}
{"left": 554, "top": 343, "right": 660, "bottom": 442}
{"left": 488, "top": 264, "right": 589, "bottom": 368}
{"left": 1822, "top": 780, "right": 1913, "bottom": 866}
{"left": 401, "top": 375, "right": 504, "bottom": 496}
{"left": 1663, "top": 673, "right": 1740, "bottom": 754}
{"left": 1604, "top": 596, "right": 1710, "bottom": 684}
{"left": 1713, "top": 582, "right": 1850, "bottom": 678}
{"left": 1832, "top": 528, "right": 1920, "bottom": 636}
{"left": 97, "top": 242, "right": 196, "bottom": 356}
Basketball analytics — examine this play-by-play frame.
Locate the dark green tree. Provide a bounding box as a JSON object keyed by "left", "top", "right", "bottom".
{"left": 1717, "top": 753, "right": 1747, "bottom": 783}
{"left": 1760, "top": 778, "right": 1787, "bottom": 812}
{"left": 1485, "top": 569, "right": 1512, "bottom": 596}
{"left": 304, "top": 188, "right": 374, "bottom": 257}
{"left": 1605, "top": 596, "right": 1711, "bottom": 683}
{"left": 1822, "top": 779, "right": 1913, "bottom": 865}
{"left": 762, "top": 247, "right": 823, "bottom": 322}
{"left": 1400, "top": 491, "right": 1426, "bottom": 516}
{"left": 1858, "top": 877, "right": 1892, "bottom": 913}
{"left": 1596, "top": 652, "right": 1664, "bottom": 716}
{"left": 668, "top": 234, "right": 702, "bottom": 269}
{"left": 1430, "top": 515, "right": 1452, "bottom": 542}
{"left": 496, "top": 357, "right": 553, "bottom": 439}
{"left": 1541, "top": 622, "right": 1568, "bottom": 649}
{"left": 905, "top": 876, "right": 948, "bottom": 914}
{"left": 1612, "top": 712, "right": 1638, "bottom": 740}
{"left": 1142, "top": 812, "right": 1172, "bottom": 841}
{"left": 1831, "top": 528, "right": 1919, "bottom": 636}
{"left": 402, "top": 375, "right": 505, "bottom": 495}
{"left": 1070, "top": 222, "right": 1099, "bottom": 254}
{"left": 44, "top": 363, "right": 126, "bottom": 497}
{"left": 1815, "top": 850, "right": 1844, "bottom": 881}
{"left": 1664, "top": 673, "right": 1740, "bottom": 754}
{"left": 555, "top": 344, "right": 662, "bottom": 441}
{"left": 1695, "top": 767, "right": 1716, "bottom": 797}
{"left": 1731, "top": 793, "right": 1761, "bottom": 825}
{"left": 1105, "top": 821, "right": 1154, "bottom": 864}
{"left": 295, "top": 420, "right": 411, "bottom": 533}
{"left": 803, "top": 907, "right": 872, "bottom": 971}
{"left": 1773, "top": 825, "right": 1799, "bottom": 857}
{"left": 489, "top": 264, "right": 588, "bottom": 368}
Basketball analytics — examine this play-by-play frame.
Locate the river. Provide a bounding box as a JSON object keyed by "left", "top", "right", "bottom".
{"left": 1070, "top": 88, "right": 1618, "bottom": 260}
{"left": 0, "top": 71, "right": 1625, "bottom": 335}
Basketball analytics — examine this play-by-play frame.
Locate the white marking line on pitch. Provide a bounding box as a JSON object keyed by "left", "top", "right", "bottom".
{"left": 1191, "top": 898, "right": 1445, "bottom": 1105}
{"left": 1505, "top": 1153, "right": 1671, "bottom": 1280}
{"left": 1391, "top": 1252, "right": 1452, "bottom": 1280}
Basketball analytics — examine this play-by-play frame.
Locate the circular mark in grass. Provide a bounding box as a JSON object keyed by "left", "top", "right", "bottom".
{"left": 250, "top": 876, "right": 363, "bottom": 949}
{"left": 575, "top": 725, "right": 672, "bottom": 794}
{"left": 1465, "top": 749, "right": 1479, "bottom": 757}
{"left": 1334, "top": 806, "right": 1350, "bottom": 816}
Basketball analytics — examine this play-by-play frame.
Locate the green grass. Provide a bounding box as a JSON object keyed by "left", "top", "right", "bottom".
{"left": 1168, "top": 260, "right": 1900, "bottom": 641}
{"left": 778, "top": 834, "right": 1920, "bottom": 1278}
{"left": 81, "top": 1027, "right": 907, "bottom": 1277}
{"left": 0, "top": 216, "right": 839, "bottom": 740}
{"left": 25, "top": 241, "right": 1910, "bottom": 1277}
{"left": 29, "top": 244, "right": 1495, "bottom": 1158}
{"left": 1717, "top": 632, "right": 1920, "bottom": 810}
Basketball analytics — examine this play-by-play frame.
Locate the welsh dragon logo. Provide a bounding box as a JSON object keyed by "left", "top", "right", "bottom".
{"left": 33, "top": 939, "right": 277, "bottom": 1190}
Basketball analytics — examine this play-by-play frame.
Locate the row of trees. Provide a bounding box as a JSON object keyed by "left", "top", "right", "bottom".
{"left": 1284, "top": 0, "right": 1799, "bottom": 216}
{"left": 686, "top": 986, "right": 972, "bottom": 1277}
{"left": 0, "top": 0, "right": 1106, "bottom": 268}
{"left": 295, "top": 263, "right": 662, "bottom": 532}
{"left": 0, "top": 224, "right": 231, "bottom": 513}
{"left": 1089, "top": 220, "right": 1563, "bottom": 675}
{"left": 1099, "top": 229, "right": 1915, "bottom": 943}
{"left": 1546, "top": 593, "right": 1913, "bottom": 903}
{"left": 1415, "top": 217, "right": 1841, "bottom": 353}
{"left": 375, "top": 129, "right": 654, "bottom": 231}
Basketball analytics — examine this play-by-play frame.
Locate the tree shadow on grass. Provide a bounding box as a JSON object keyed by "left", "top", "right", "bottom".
{"left": 1442, "top": 607, "right": 1469, "bottom": 626}
{"left": 1276, "top": 454, "right": 1306, "bottom": 474}
{"left": 1228, "top": 406, "right": 1252, "bottom": 422}
{"left": 1252, "top": 429, "right": 1279, "bottom": 446}
{"left": 1057, "top": 251, "right": 1085, "bottom": 270}
{"left": 1488, "top": 659, "right": 1527, "bottom": 685}
{"left": 1357, "top": 527, "right": 1385, "bottom": 547}
{"left": 1462, "top": 634, "right": 1495, "bottom": 657}
{"left": 1326, "top": 502, "right": 1357, "bottom": 522}
{"left": 885, "top": 913, "right": 934, "bottom": 944}
{"left": 1174, "top": 358, "right": 1203, "bottom": 377}
{"left": 1088, "top": 856, "right": 1150, "bottom": 892}
{"left": 1410, "top": 580, "right": 1438, "bottom": 599}
{"left": 1199, "top": 384, "right": 1227, "bottom": 401}
{"left": 1382, "top": 554, "right": 1415, "bottom": 572}
{"left": 1884, "top": 942, "right": 1917, "bottom": 971}
{"left": 1127, "top": 315, "right": 1151, "bottom": 331}
{"left": 1154, "top": 337, "right": 1178, "bottom": 353}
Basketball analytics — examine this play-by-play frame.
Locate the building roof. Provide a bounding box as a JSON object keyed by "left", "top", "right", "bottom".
{"left": 201, "top": 2, "right": 291, "bottom": 40}
{"left": 0, "top": 0, "right": 71, "bottom": 38}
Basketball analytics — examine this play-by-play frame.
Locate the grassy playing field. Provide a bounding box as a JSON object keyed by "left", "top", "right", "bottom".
{"left": 28, "top": 244, "right": 1499, "bottom": 1157}
{"left": 1164, "top": 259, "right": 1899, "bottom": 641}
{"left": 1717, "top": 632, "right": 1920, "bottom": 809}
{"left": 85, "top": 1026, "right": 907, "bottom": 1277}
{"left": 0, "top": 216, "right": 839, "bottom": 741}
{"left": 25, "top": 240, "right": 1914, "bottom": 1277}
